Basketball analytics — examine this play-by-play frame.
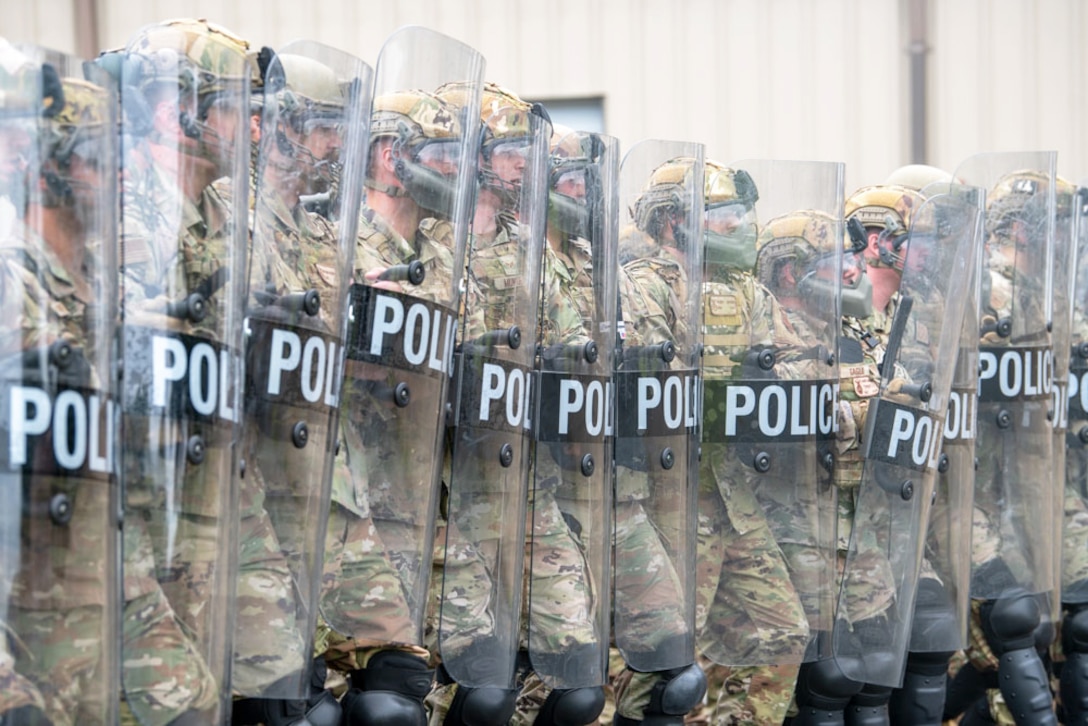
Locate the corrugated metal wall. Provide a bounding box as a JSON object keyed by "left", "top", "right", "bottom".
{"left": 3, "top": 0, "right": 1085, "bottom": 191}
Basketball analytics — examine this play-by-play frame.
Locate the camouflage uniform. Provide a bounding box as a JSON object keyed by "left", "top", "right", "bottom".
{"left": 119, "top": 142, "right": 236, "bottom": 723}
{"left": 610, "top": 233, "right": 699, "bottom": 722}
{"left": 696, "top": 267, "right": 810, "bottom": 725}
{"left": 321, "top": 207, "right": 457, "bottom": 670}
{"left": 0, "top": 221, "right": 117, "bottom": 726}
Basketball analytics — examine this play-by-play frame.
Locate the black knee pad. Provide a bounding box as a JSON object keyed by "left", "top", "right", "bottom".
{"left": 980, "top": 592, "right": 1040, "bottom": 654}
{"left": 341, "top": 690, "right": 426, "bottom": 726}
{"left": 536, "top": 686, "right": 606, "bottom": 726}
{"left": 644, "top": 663, "right": 706, "bottom": 721}
{"left": 794, "top": 657, "right": 864, "bottom": 713}
{"left": 444, "top": 685, "right": 517, "bottom": 726}
{"left": 0, "top": 706, "right": 53, "bottom": 726}
{"left": 888, "top": 650, "right": 954, "bottom": 726}
{"left": 1063, "top": 604, "right": 1088, "bottom": 654}
{"left": 844, "top": 683, "right": 891, "bottom": 726}
{"left": 231, "top": 691, "right": 341, "bottom": 726}
{"left": 909, "top": 579, "right": 960, "bottom": 650}
{"left": 351, "top": 650, "right": 434, "bottom": 702}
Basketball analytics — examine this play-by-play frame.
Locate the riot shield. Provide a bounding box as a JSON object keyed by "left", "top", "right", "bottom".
{"left": 526, "top": 130, "right": 619, "bottom": 690}
{"left": 1047, "top": 179, "right": 1078, "bottom": 624}
{"left": 953, "top": 152, "right": 1057, "bottom": 603}
{"left": 437, "top": 84, "right": 550, "bottom": 691}
{"left": 1066, "top": 182, "right": 1088, "bottom": 608}
{"left": 613, "top": 141, "right": 704, "bottom": 673}
{"left": 330, "top": 28, "right": 483, "bottom": 656}
{"left": 832, "top": 190, "right": 982, "bottom": 687}
{"left": 0, "top": 46, "right": 119, "bottom": 725}
{"left": 698, "top": 159, "right": 843, "bottom": 667}
{"left": 232, "top": 41, "right": 370, "bottom": 699}
{"left": 908, "top": 183, "right": 985, "bottom": 656}
{"left": 115, "top": 20, "right": 251, "bottom": 723}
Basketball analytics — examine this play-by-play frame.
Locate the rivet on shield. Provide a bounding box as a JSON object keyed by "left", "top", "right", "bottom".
{"left": 996, "top": 318, "right": 1012, "bottom": 338}
{"left": 407, "top": 260, "right": 426, "bottom": 285}
{"left": 938, "top": 453, "right": 950, "bottom": 473}
{"left": 394, "top": 382, "right": 411, "bottom": 407}
{"left": 900, "top": 480, "right": 914, "bottom": 501}
{"left": 1046, "top": 408, "right": 1054, "bottom": 422}
{"left": 186, "top": 435, "right": 206, "bottom": 465}
{"left": 239, "top": 458, "right": 246, "bottom": 478}
{"left": 1046, "top": 320, "right": 1053, "bottom": 333}
{"left": 996, "top": 410, "right": 1011, "bottom": 428}
{"left": 826, "top": 352, "right": 836, "bottom": 367}
{"left": 758, "top": 349, "right": 775, "bottom": 371}
{"left": 1079, "top": 426, "right": 1088, "bottom": 445}
{"left": 660, "top": 447, "right": 675, "bottom": 470}
{"left": 507, "top": 326, "right": 522, "bottom": 350}
{"left": 302, "top": 289, "right": 321, "bottom": 317}
{"left": 918, "top": 382, "right": 932, "bottom": 402}
{"left": 822, "top": 451, "right": 835, "bottom": 473}
{"left": 753, "top": 451, "right": 771, "bottom": 473}
{"left": 292, "top": 421, "right": 309, "bottom": 449}
{"left": 335, "top": 439, "right": 342, "bottom": 456}
{"left": 697, "top": 445, "right": 702, "bottom": 462}
{"left": 185, "top": 293, "right": 208, "bottom": 323}
{"left": 50, "top": 339, "right": 72, "bottom": 368}
{"left": 1078, "top": 342, "right": 1088, "bottom": 360}
{"left": 659, "top": 341, "right": 676, "bottom": 363}
{"left": 974, "top": 456, "right": 980, "bottom": 471}
{"left": 499, "top": 443, "right": 514, "bottom": 468}
{"left": 581, "top": 453, "right": 595, "bottom": 477}
{"left": 583, "top": 341, "right": 598, "bottom": 364}
{"left": 49, "top": 493, "right": 73, "bottom": 525}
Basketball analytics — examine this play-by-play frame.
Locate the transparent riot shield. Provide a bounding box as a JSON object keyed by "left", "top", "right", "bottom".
{"left": 0, "top": 47, "right": 119, "bottom": 725}
{"left": 115, "top": 20, "right": 251, "bottom": 724}
{"left": 613, "top": 141, "right": 704, "bottom": 673}
{"left": 832, "top": 190, "right": 982, "bottom": 688}
{"left": 437, "top": 90, "right": 550, "bottom": 691}
{"left": 1047, "top": 179, "right": 1078, "bottom": 624}
{"left": 953, "top": 152, "right": 1057, "bottom": 603}
{"left": 332, "top": 28, "right": 483, "bottom": 657}
{"left": 527, "top": 130, "right": 619, "bottom": 690}
{"left": 1066, "top": 182, "right": 1088, "bottom": 608}
{"left": 698, "top": 159, "right": 843, "bottom": 667}
{"left": 232, "top": 42, "right": 371, "bottom": 699}
{"left": 909, "top": 183, "right": 985, "bottom": 656}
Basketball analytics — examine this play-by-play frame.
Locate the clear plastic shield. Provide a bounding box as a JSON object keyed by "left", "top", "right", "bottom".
{"left": 953, "top": 152, "right": 1057, "bottom": 601}
{"left": 1063, "top": 181, "right": 1088, "bottom": 605}
{"left": 911, "top": 183, "right": 985, "bottom": 654}
{"left": 116, "top": 20, "right": 251, "bottom": 723}
{"left": 331, "top": 27, "right": 483, "bottom": 653}
{"left": 0, "top": 46, "right": 119, "bottom": 725}
{"left": 833, "top": 191, "right": 982, "bottom": 687}
{"left": 438, "top": 87, "right": 553, "bottom": 690}
{"left": 1047, "top": 180, "right": 1078, "bottom": 622}
{"left": 613, "top": 141, "right": 704, "bottom": 673}
{"left": 698, "top": 160, "right": 843, "bottom": 667}
{"left": 527, "top": 131, "right": 619, "bottom": 689}
{"left": 233, "top": 42, "right": 371, "bottom": 698}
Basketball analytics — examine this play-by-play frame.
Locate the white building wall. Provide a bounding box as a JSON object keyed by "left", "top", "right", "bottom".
{"left": 2, "top": 0, "right": 1085, "bottom": 190}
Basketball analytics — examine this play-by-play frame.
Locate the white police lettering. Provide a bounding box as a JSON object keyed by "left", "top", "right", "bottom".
{"left": 1070, "top": 369, "right": 1088, "bottom": 415}
{"left": 265, "top": 328, "right": 341, "bottom": 406}
{"left": 558, "top": 378, "right": 611, "bottom": 437}
{"left": 1053, "top": 379, "right": 1068, "bottom": 431}
{"left": 637, "top": 373, "right": 698, "bottom": 432}
{"left": 369, "top": 293, "right": 456, "bottom": 376}
{"left": 8, "top": 386, "right": 114, "bottom": 472}
{"left": 479, "top": 362, "right": 532, "bottom": 429}
{"left": 943, "top": 389, "right": 977, "bottom": 441}
{"left": 723, "top": 382, "right": 837, "bottom": 438}
{"left": 151, "top": 335, "right": 238, "bottom": 421}
{"left": 978, "top": 348, "right": 1053, "bottom": 399}
{"left": 887, "top": 408, "right": 942, "bottom": 469}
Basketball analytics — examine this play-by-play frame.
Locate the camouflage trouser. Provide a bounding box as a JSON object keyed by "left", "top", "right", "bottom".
{"left": 121, "top": 517, "right": 219, "bottom": 726}
{"left": 612, "top": 499, "right": 689, "bottom": 720}
{"left": 694, "top": 484, "right": 807, "bottom": 726}
{"left": 835, "top": 487, "right": 896, "bottom": 624}
{"left": 317, "top": 502, "right": 418, "bottom": 670}
{"left": 0, "top": 654, "right": 46, "bottom": 719}
{"left": 232, "top": 506, "right": 308, "bottom": 693}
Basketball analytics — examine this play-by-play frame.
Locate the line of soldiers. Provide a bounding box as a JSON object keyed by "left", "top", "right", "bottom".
{"left": 1, "top": 16, "right": 1087, "bottom": 726}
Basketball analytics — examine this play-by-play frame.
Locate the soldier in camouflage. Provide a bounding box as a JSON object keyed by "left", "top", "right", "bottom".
{"left": 324, "top": 88, "right": 467, "bottom": 726}
{"left": 693, "top": 166, "right": 816, "bottom": 726}
{"left": 612, "top": 153, "right": 706, "bottom": 726}
{"left": 0, "top": 59, "right": 119, "bottom": 726}
{"left": 109, "top": 19, "right": 252, "bottom": 725}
